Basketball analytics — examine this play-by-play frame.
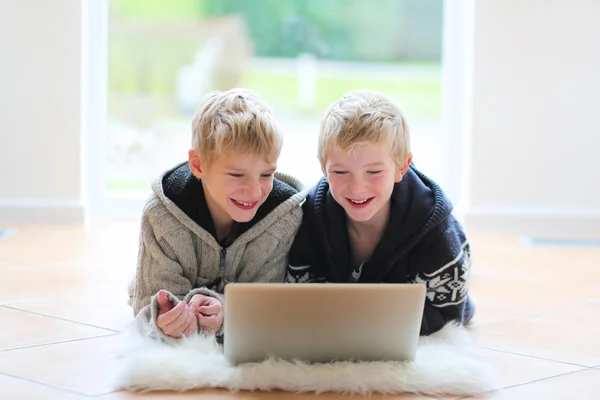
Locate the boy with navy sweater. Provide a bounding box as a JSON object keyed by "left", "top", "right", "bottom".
{"left": 285, "top": 90, "right": 474, "bottom": 335}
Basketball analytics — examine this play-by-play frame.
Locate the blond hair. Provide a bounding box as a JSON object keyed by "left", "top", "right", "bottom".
{"left": 191, "top": 88, "right": 282, "bottom": 164}
{"left": 318, "top": 90, "right": 411, "bottom": 169}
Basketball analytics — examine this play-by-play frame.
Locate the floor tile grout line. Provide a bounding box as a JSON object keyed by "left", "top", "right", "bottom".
{"left": 90, "top": 389, "right": 129, "bottom": 397}
{"left": 0, "top": 371, "right": 87, "bottom": 397}
{"left": 0, "top": 304, "right": 121, "bottom": 333}
{"left": 0, "top": 332, "right": 119, "bottom": 353}
{"left": 475, "top": 345, "right": 596, "bottom": 368}
{"left": 455, "top": 367, "right": 594, "bottom": 399}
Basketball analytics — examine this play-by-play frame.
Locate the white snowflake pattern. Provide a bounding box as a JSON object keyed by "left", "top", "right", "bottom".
{"left": 285, "top": 265, "right": 313, "bottom": 283}
{"left": 412, "top": 240, "right": 471, "bottom": 308}
{"left": 351, "top": 262, "right": 364, "bottom": 282}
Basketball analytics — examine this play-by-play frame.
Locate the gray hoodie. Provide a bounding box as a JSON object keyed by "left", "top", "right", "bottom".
{"left": 130, "top": 162, "right": 306, "bottom": 344}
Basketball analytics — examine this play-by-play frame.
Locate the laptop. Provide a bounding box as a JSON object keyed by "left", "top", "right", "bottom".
{"left": 223, "top": 283, "right": 426, "bottom": 365}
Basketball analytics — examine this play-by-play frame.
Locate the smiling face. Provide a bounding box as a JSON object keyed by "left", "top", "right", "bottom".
{"left": 323, "top": 143, "right": 411, "bottom": 224}
{"left": 189, "top": 149, "right": 277, "bottom": 234}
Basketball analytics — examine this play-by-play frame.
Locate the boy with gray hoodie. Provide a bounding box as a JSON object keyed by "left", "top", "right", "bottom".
{"left": 130, "top": 89, "right": 306, "bottom": 344}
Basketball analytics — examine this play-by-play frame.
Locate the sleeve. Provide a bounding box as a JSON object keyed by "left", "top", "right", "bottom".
{"left": 131, "top": 214, "right": 224, "bottom": 344}
{"left": 284, "top": 215, "right": 322, "bottom": 284}
{"left": 408, "top": 215, "right": 473, "bottom": 335}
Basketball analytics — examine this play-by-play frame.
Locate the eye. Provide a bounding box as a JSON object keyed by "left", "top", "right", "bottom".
{"left": 260, "top": 173, "right": 274, "bottom": 178}
{"left": 332, "top": 171, "right": 348, "bottom": 175}
{"left": 228, "top": 173, "right": 244, "bottom": 178}
{"left": 367, "top": 170, "right": 382, "bottom": 175}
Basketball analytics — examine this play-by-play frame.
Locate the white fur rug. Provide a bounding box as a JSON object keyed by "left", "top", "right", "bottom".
{"left": 116, "top": 323, "right": 500, "bottom": 396}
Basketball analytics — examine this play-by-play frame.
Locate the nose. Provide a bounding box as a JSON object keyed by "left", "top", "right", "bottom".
{"left": 244, "top": 179, "right": 262, "bottom": 199}
{"left": 347, "top": 175, "right": 364, "bottom": 195}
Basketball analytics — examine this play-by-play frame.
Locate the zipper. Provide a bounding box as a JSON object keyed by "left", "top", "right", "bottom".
{"left": 216, "top": 225, "right": 235, "bottom": 291}
{"left": 217, "top": 247, "right": 226, "bottom": 290}
{"left": 206, "top": 246, "right": 227, "bottom": 291}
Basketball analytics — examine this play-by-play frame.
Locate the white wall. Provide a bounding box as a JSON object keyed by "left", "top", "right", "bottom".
{"left": 0, "top": 0, "right": 84, "bottom": 223}
{"left": 465, "top": 0, "right": 600, "bottom": 239}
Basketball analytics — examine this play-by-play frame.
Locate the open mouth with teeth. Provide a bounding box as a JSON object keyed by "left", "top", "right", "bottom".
{"left": 231, "top": 198, "right": 258, "bottom": 210}
{"left": 346, "top": 197, "right": 374, "bottom": 208}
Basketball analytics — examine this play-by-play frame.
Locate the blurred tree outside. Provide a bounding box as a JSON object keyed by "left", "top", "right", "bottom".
{"left": 107, "top": 0, "right": 444, "bottom": 189}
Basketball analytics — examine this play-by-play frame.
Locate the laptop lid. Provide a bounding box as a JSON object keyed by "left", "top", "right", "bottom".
{"left": 223, "top": 283, "right": 426, "bottom": 365}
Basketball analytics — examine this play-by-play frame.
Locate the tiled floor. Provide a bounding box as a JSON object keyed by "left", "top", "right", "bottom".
{"left": 1, "top": 223, "right": 599, "bottom": 399}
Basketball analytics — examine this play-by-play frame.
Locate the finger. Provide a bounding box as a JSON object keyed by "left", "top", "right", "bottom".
{"left": 157, "top": 300, "right": 186, "bottom": 326}
{"left": 159, "top": 310, "right": 186, "bottom": 337}
{"left": 189, "top": 294, "right": 208, "bottom": 306}
{"left": 160, "top": 316, "right": 186, "bottom": 338}
{"left": 173, "top": 310, "right": 195, "bottom": 337}
{"left": 200, "top": 316, "right": 223, "bottom": 334}
{"left": 167, "top": 308, "right": 195, "bottom": 337}
{"left": 182, "top": 316, "right": 197, "bottom": 337}
{"left": 157, "top": 290, "right": 174, "bottom": 314}
{"left": 198, "top": 314, "right": 221, "bottom": 330}
{"left": 198, "top": 304, "right": 221, "bottom": 315}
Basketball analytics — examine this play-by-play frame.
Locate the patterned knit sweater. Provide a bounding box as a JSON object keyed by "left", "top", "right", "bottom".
{"left": 131, "top": 162, "right": 306, "bottom": 344}
{"left": 285, "top": 165, "right": 474, "bottom": 336}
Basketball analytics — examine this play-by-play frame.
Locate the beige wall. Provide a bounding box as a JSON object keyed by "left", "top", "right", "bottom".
{"left": 465, "top": 0, "right": 600, "bottom": 238}
{"left": 0, "top": 0, "right": 84, "bottom": 223}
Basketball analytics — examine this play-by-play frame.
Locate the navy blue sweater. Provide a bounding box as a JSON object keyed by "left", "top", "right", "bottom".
{"left": 285, "top": 165, "right": 474, "bottom": 335}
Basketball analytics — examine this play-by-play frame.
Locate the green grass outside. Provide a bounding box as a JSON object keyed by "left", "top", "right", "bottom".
{"left": 107, "top": 179, "right": 151, "bottom": 190}
{"left": 107, "top": 66, "right": 441, "bottom": 190}
{"left": 241, "top": 73, "right": 441, "bottom": 120}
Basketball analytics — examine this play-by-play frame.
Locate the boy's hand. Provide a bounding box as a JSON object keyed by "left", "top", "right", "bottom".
{"left": 189, "top": 294, "right": 224, "bottom": 334}
{"left": 156, "top": 290, "right": 199, "bottom": 338}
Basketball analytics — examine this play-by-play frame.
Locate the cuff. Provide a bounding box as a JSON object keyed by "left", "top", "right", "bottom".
{"left": 183, "top": 287, "right": 225, "bottom": 336}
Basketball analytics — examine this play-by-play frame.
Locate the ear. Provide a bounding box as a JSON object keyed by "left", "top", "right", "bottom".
{"left": 394, "top": 153, "right": 413, "bottom": 183}
{"left": 188, "top": 149, "right": 205, "bottom": 180}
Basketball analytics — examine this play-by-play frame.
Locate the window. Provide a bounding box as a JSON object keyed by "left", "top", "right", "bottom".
{"left": 107, "top": 0, "right": 444, "bottom": 188}
{"left": 85, "top": 0, "right": 470, "bottom": 220}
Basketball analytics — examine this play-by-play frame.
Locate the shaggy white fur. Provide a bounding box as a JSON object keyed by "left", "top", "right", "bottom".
{"left": 115, "top": 323, "right": 500, "bottom": 396}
